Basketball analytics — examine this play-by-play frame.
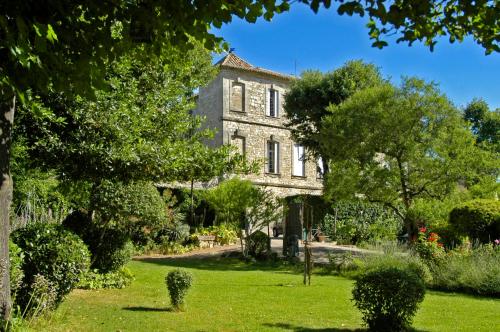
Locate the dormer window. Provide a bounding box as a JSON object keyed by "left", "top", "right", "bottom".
{"left": 267, "top": 88, "right": 279, "bottom": 117}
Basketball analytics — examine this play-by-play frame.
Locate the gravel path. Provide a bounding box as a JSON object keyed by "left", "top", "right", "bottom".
{"left": 137, "top": 237, "right": 374, "bottom": 263}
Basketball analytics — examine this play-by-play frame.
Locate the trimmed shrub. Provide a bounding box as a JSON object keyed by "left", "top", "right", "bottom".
{"left": 247, "top": 231, "right": 269, "bottom": 259}
{"left": 165, "top": 269, "right": 193, "bottom": 310}
{"left": 63, "top": 210, "right": 133, "bottom": 273}
{"left": 352, "top": 267, "right": 426, "bottom": 332}
{"left": 11, "top": 222, "right": 91, "bottom": 308}
{"left": 449, "top": 199, "right": 500, "bottom": 243}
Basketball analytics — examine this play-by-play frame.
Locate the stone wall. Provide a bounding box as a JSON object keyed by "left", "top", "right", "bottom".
{"left": 196, "top": 67, "right": 323, "bottom": 198}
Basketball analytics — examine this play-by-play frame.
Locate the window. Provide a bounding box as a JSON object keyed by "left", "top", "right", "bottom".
{"left": 267, "top": 88, "right": 279, "bottom": 117}
{"left": 317, "top": 157, "right": 324, "bottom": 179}
{"left": 292, "top": 144, "right": 305, "bottom": 177}
{"left": 233, "top": 136, "right": 245, "bottom": 156}
{"left": 230, "top": 82, "right": 245, "bottom": 112}
{"left": 267, "top": 141, "right": 279, "bottom": 173}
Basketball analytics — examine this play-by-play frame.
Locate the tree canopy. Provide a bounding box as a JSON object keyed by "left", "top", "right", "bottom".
{"left": 463, "top": 98, "right": 499, "bottom": 151}
{"left": 319, "top": 77, "right": 496, "bottom": 236}
{"left": 284, "top": 60, "right": 383, "bottom": 172}
{"left": 300, "top": 0, "right": 500, "bottom": 54}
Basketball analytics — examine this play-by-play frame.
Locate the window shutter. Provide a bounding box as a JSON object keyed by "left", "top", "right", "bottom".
{"left": 265, "top": 87, "right": 270, "bottom": 116}
{"left": 275, "top": 90, "right": 279, "bottom": 117}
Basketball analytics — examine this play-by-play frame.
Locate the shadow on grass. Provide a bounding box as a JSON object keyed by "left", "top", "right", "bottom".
{"left": 135, "top": 256, "right": 303, "bottom": 274}
{"left": 262, "top": 322, "right": 366, "bottom": 331}
{"left": 263, "top": 322, "right": 429, "bottom": 332}
{"left": 123, "top": 306, "right": 174, "bottom": 312}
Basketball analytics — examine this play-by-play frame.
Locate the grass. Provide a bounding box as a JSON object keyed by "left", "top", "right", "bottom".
{"left": 32, "top": 256, "right": 500, "bottom": 332}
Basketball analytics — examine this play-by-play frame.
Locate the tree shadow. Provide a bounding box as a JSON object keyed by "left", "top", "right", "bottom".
{"left": 263, "top": 322, "right": 429, "bottom": 332}
{"left": 262, "top": 322, "right": 366, "bottom": 331}
{"left": 122, "top": 306, "right": 173, "bottom": 312}
{"left": 135, "top": 255, "right": 302, "bottom": 274}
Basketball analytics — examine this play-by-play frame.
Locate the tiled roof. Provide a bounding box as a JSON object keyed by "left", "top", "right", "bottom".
{"left": 216, "top": 53, "right": 294, "bottom": 81}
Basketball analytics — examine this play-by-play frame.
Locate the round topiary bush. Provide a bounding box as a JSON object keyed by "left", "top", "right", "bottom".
{"left": 165, "top": 269, "right": 193, "bottom": 311}
{"left": 11, "top": 222, "right": 91, "bottom": 308}
{"left": 352, "top": 266, "right": 426, "bottom": 332}
{"left": 247, "top": 230, "right": 270, "bottom": 259}
{"left": 449, "top": 199, "right": 500, "bottom": 243}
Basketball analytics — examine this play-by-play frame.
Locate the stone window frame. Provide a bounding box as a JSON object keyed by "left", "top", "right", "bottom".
{"left": 265, "top": 135, "right": 281, "bottom": 175}
{"left": 291, "top": 142, "right": 306, "bottom": 178}
{"left": 231, "top": 129, "right": 247, "bottom": 157}
{"left": 265, "top": 84, "right": 282, "bottom": 118}
{"left": 228, "top": 77, "right": 249, "bottom": 114}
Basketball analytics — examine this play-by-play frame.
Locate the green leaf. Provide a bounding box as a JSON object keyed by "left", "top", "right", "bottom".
{"left": 46, "top": 24, "right": 58, "bottom": 43}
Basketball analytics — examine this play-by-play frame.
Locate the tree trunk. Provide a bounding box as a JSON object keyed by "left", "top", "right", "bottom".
{"left": 190, "top": 178, "right": 194, "bottom": 227}
{"left": 0, "top": 94, "right": 15, "bottom": 320}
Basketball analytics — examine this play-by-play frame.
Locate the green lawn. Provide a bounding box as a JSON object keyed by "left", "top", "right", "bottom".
{"left": 33, "top": 257, "right": 500, "bottom": 331}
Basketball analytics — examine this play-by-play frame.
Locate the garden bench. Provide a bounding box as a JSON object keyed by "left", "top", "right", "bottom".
{"left": 197, "top": 235, "right": 216, "bottom": 248}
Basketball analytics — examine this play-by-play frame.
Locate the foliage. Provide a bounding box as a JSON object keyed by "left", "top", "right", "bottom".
{"left": 204, "top": 178, "right": 282, "bottom": 256}
{"left": 284, "top": 60, "right": 383, "bottom": 171}
{"left": 413, "top": 227, "right": 446, "bottom": 262}
{"left": 352, "top": 266, "right": 426, "bottom": 332}
{"left": 321, "top": 200, "right": 401, "bottom": 244}
{"left": 78, "top": 268, "right": 134, "bottom": 290}
{"left": 62, "top": 210, "right": 134, "bottom": 273}
{"left": 194, "top": 225, "right": 238, "bottom": 246}
{"left": 11, "top": 223, "right": 90, "bottom": 308}
{"left": 463, "top": 98, "right": 499, "bottom": 151}
{"left": 161, "top": 222, "right": 190, "bottom": 244}
{"left": 165, "top": 269, "right": 193, "bottom": 311}
{"left": 428, "top": 244, "right": 500, "bottom": 297}
{"left": 8, "top": 241, "right": 24, "bottom": 301}
{"left": 246, "top": 231, "right": 270, "bottom": 259}
{"left": 301, "top": 0, "right": 500, "bottom": 54}
{"left": 320, "top": 77, "right": 496, "bottom": 237}
{"left": 449, "top": 199, "right": 500, "bottom": 243}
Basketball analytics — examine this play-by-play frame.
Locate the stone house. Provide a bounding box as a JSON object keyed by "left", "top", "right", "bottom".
{"left": 194, "top": 53, "right": 323, "bottom": 198}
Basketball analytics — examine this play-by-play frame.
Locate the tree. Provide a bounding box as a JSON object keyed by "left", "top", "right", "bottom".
{"left": 284, "top": 60, "right": 383, "bottom": 174}
{"left": 300, "top": 0, "right": 500, "bottom": 54}
{"left": 203, "top": 178, "right": 282, "bottom": 257}
{"left": 463, "top": 98, "right": 499, "bottom": 151}
{"left": 1, "top": 1, "right": 292, "bottom": 318}
{"left": 319, "top": 77, "right": 495, "bottom": 238}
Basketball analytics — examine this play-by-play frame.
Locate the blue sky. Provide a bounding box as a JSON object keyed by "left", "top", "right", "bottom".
{"left": 214, "top": 4, "right": 500, "bottom": 110}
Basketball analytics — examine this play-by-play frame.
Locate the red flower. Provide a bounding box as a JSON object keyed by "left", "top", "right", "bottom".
{"left": 428, "top": 232, "right": 439, "bottom": 242}
{"left": 419, "top": 227, "right": 427, "bottom": 233}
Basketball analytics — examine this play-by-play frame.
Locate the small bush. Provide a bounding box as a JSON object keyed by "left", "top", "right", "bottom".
{"left": 11, "top": 222, "right": 91, "bottom": 308}
{"left": 165, "top": 269, "right": 193, "bottom": 311}
{"left": 246, "top": 231, "right": 269, "bottom": 259}
{"left": 78, "top": 267, "right": 134, "bottom": 290}
{"left": 352, "top": 267, "right": 426, "bottom": 332}
{"left": 24, "top": 274, "right": 58, "bottom": 318}
{"left": 9, "top": 240, "right": 24, "bottom": 300}
{"left": 449, "top": 199, "right": 500, "bottom": 243}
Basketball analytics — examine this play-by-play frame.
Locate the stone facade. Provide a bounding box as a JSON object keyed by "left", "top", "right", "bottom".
{"left": 194, "top": 53, "right": 323, "bottom": 198}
